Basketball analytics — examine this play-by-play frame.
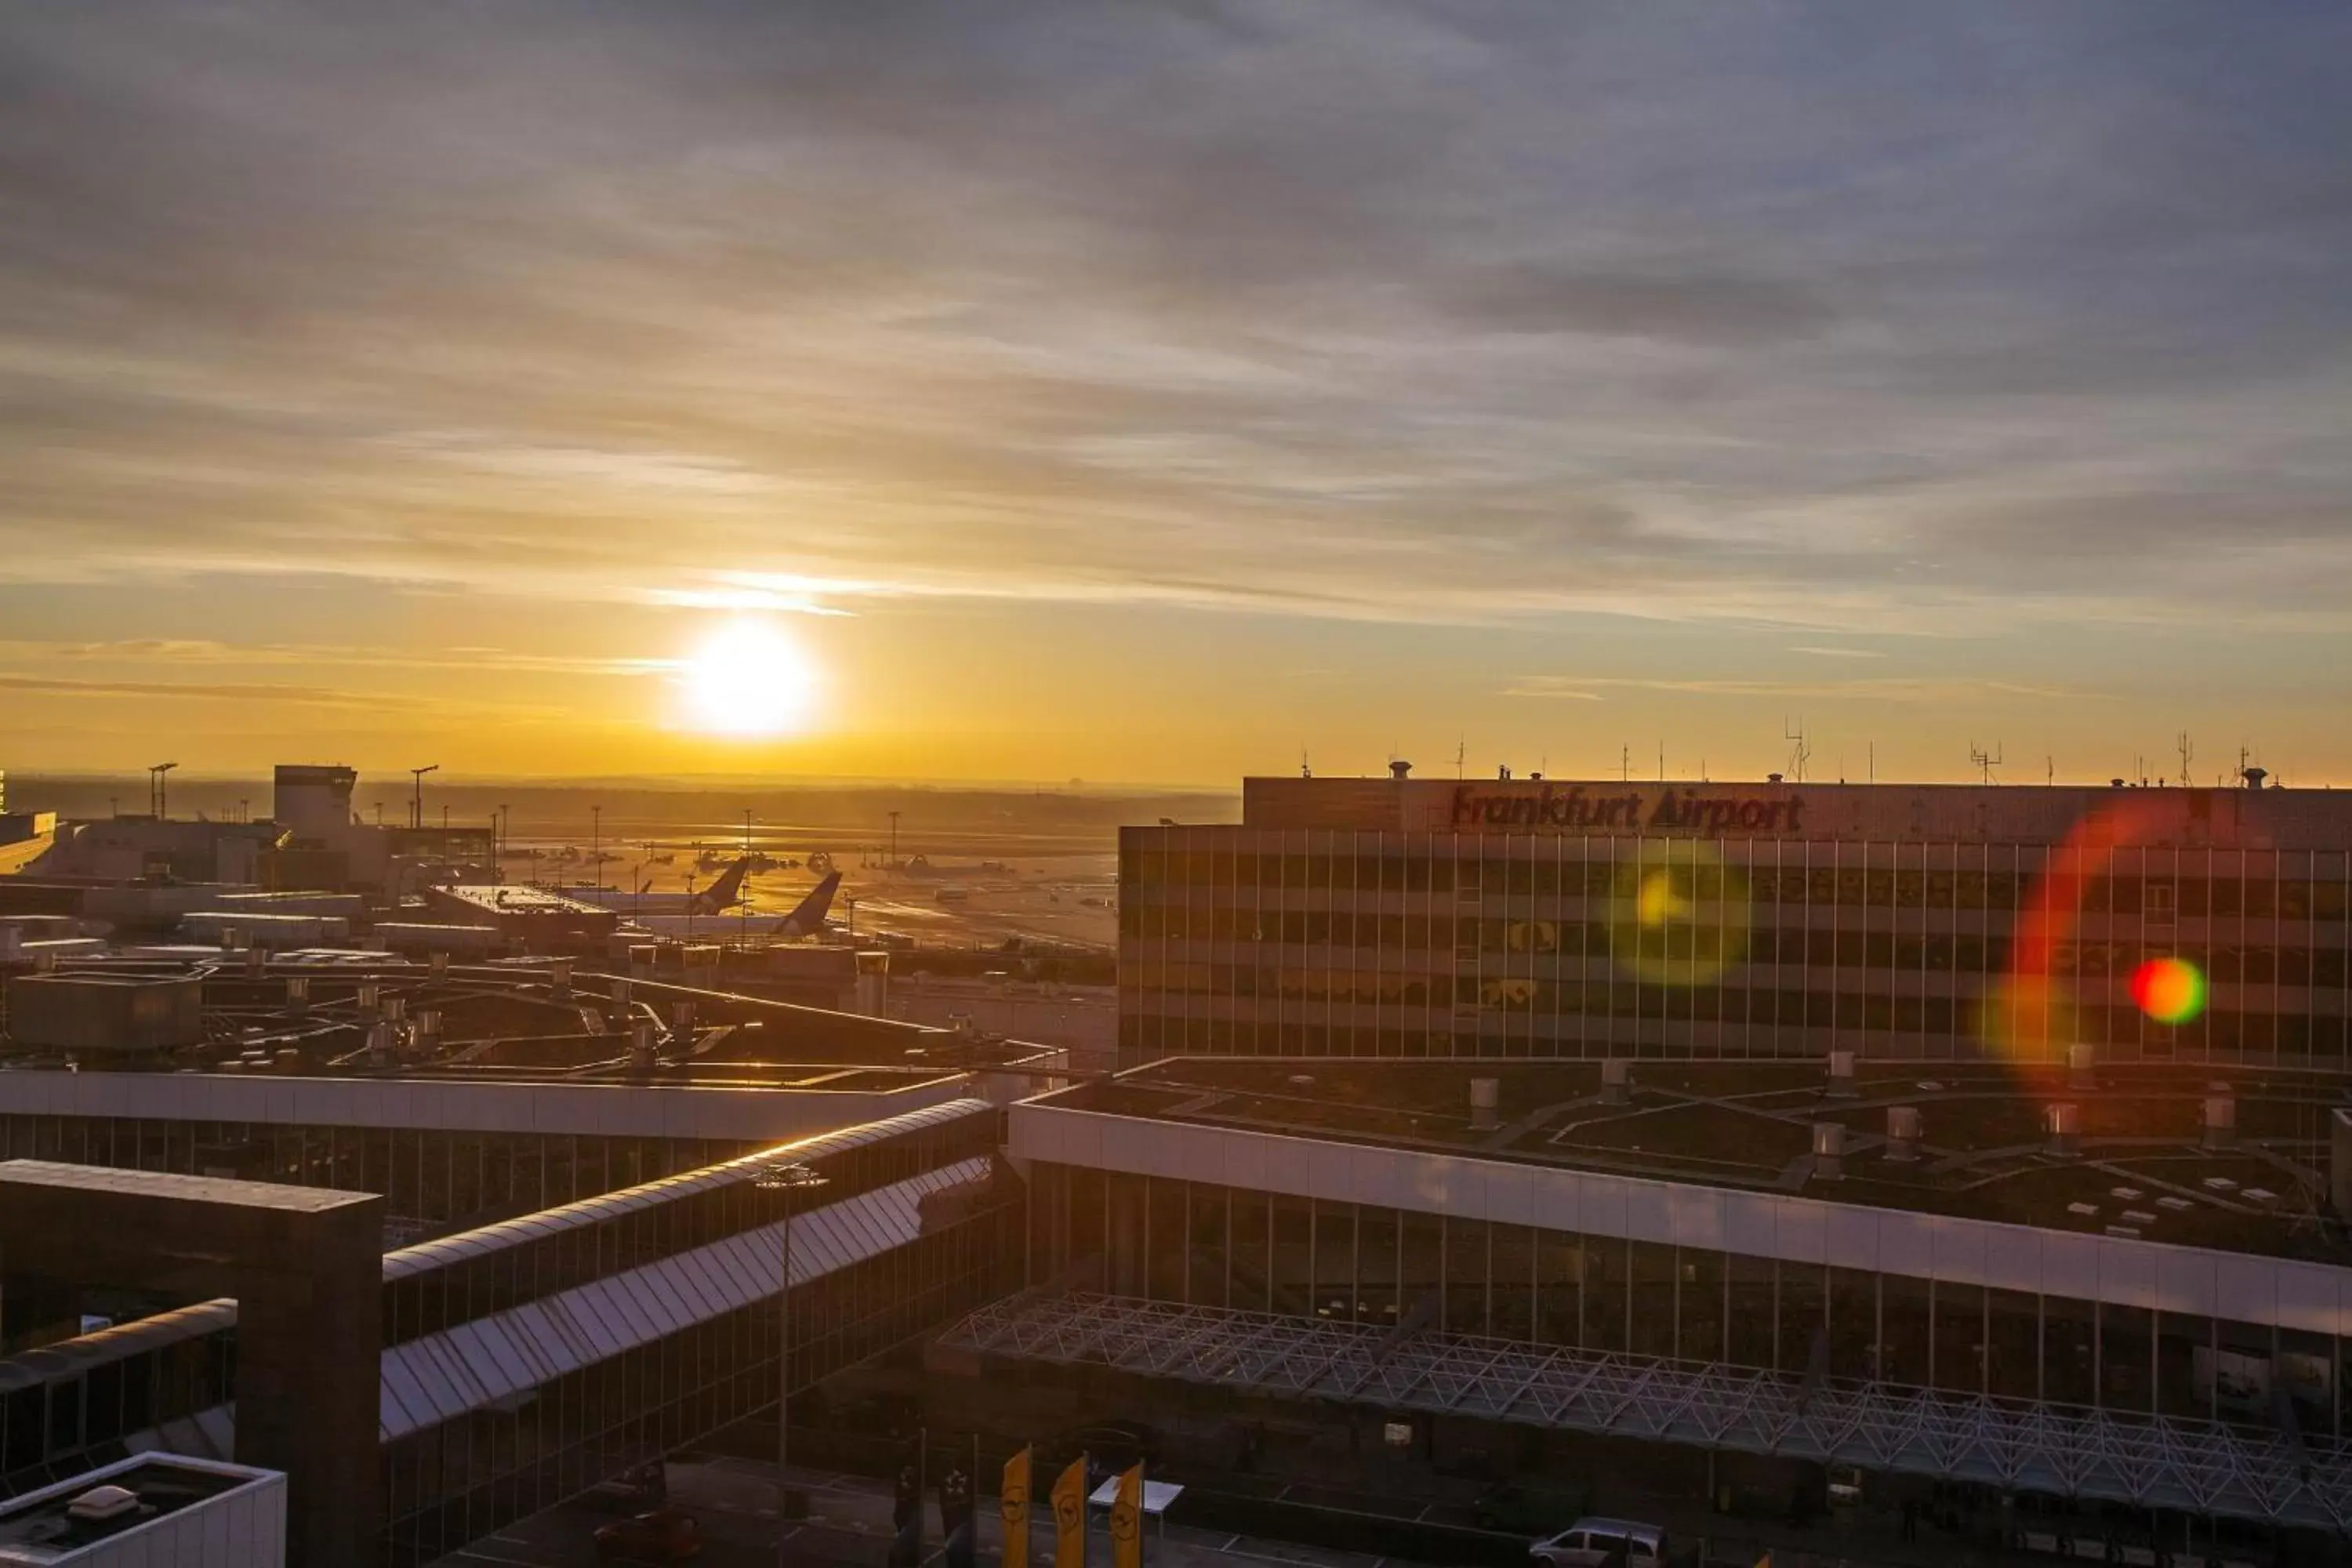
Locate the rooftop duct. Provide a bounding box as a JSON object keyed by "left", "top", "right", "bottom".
{"left": 1812, "top": 1122, "right": 1845, "bottom": 1181}
{"left": 2045, "top": 1102, "right": 2080, "bottom": 1158}
{"left": 1827, "top": 1050, "right": 1857, "bottom": 1098}
{"left": 1886, "top": 1105, "right": 1922, "bottom": 1163}
{"left": 2332, "top": 1108, "right": 2352, "bottom": 1218}
{"left": 2203, "top": 1091, "right": 2237, "bottom": 1150}
{"left": 1469, "top": 1076, "right": 1500, "bottom": 1133}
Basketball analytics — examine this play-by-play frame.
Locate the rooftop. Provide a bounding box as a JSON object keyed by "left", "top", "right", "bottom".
{"left": 0, "top": 1454, "right": 276, "bottom": 1563}
{"left": 428, "top": 884, "right": 612, "bottom": 916}
{"left": 1055, "top": 1057, "right": 2352, "bottom": 1265}
{"left": 1, "top": 957, "right": 1052, "bottom": 1078}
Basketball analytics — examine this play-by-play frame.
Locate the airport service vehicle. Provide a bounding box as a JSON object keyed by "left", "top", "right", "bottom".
{"left": 593, "top": 1503, "right": 702, "bottom": 1562}
{"left": 1530, "top": 1517, "right": 1667, "bottom": 1568}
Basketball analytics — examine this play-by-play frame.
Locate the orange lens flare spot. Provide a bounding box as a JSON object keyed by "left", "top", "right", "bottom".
{"left": 2131, "top": 957, "right": 2208, "bottom": 1026}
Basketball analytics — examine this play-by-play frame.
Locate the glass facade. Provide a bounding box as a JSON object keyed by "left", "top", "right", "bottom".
{"left": 378, "top": 1203, "right": 1018, "bottom": 1565}
{"left": 1031, "top": 1162, "right": 2350, "bottom": 1439}
{"left": 1118, "top": 828, "right": 2352, "bottom": 1063}
{"left": 0, "top": 1307, "right": 235, "bottom": 1496}
{"left": 0, "top": 1105, "right": 1024, "bottom": 1567}
{"left": 381, "top": 1109, "right": 1000, "bottom": 1345}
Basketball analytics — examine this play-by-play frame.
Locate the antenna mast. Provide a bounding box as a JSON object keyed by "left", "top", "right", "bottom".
{"left": 1969, "top": 742, "right": 2003, "bottom": 786}
{"left": 2176, "top": 731, "right": 2194, "bottom": 788}
{"left": 1781, "top": 717, "right": 1811, "bottom": 783}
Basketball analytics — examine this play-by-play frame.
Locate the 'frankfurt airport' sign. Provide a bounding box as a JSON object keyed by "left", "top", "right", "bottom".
{"left": 1448, "top": 784, "right": 1806, "bottom": 835}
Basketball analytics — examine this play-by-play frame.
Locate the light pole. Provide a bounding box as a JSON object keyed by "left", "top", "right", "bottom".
{"left": 753, "top": 1160, "right": 828, "bottom": 1566}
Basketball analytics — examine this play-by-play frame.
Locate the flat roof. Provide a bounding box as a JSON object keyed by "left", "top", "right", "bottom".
{"left": 0, "top": 1453, "right": 274, "bottom": 1563}
{"left": 1054, "top": 1058, "right": 2352, "bottom": 1265}
{"left": 430, "top": 884, "right": 611, "bottom": 916}
{"left": 0, "top": 1159, "right": 378, "bottom": 1213}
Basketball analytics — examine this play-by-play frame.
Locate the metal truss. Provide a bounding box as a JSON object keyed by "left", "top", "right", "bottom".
{"left": 941, "top": 1293, "right": 2352, "bottom": 1532}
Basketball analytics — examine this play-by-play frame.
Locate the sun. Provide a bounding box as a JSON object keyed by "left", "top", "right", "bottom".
{"left": 681, "top": 618, "right": 819, "bottom": 736}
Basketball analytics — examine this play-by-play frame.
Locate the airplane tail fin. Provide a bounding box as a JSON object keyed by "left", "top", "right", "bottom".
{"left": 695, "top": 857, "right": 753, "bottom": 913}
{"left": 773, "top": 870, "right": 844, "bottom": 938}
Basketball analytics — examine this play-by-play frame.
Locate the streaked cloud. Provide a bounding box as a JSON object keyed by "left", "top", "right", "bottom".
{"left": 1504, "top": 675, "right": 2078, "bottom": 703}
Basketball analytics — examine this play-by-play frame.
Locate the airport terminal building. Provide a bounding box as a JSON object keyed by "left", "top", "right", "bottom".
{"left": 1117, "top": 773, "right": 2352, "bottom": 1065}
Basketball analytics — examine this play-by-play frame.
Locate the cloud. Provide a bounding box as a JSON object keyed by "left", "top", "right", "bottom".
{"left": 1504, "top": 675, "right": 2078, "bottom": 702}
{"left": 1788, "top": 646, "right": 1886, "bottom": 659}
{"left": 0, "top": 638, "right": 668, "bottom": 677}
{"left": 1, "top": 2, "right": 2350, "bottom": 639}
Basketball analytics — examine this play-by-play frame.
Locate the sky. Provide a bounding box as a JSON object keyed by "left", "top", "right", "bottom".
{"left": 4, "top": 3, "right": 2350, "bottom": 787}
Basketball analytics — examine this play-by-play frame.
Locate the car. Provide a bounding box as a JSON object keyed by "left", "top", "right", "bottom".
{"left": 585, "top": 1461, "right": 668, "bottom": 1514}
{"left": 593, "top": 1504, "right": 702, "bottom": 1563}
{"left": 1530, "top": 1516, "right": 1668, "bottom": 1568}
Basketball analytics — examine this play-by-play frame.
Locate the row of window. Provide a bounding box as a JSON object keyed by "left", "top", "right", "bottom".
{"left": 1033, "top": 1168, "right": 2348, "bottom": 1434}
{"left": 1128, "top": 843, "right": 2352, "bottom": 920}
{"left": 1130, "top": 917, "right": 2352, "bottom": 986}
{"left": 1118, "top": 1011, "right": 2352, "bottom": 1063}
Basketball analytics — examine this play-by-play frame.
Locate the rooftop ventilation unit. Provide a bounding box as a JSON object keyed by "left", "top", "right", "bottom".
{"left": 1600, "top": 1058, "right": 1631, "bottom": 1106}
{"left": 67, "top": 1484, "right": 141, "bottom": 1523}
{"left": 2203, "top": 1091, "right": 2237, "bottom": 1150}
{"left": 2332, "top": 1107, "right": 2352, "bottom": 1218}
{"left": 2068, "top": 1041, "right": 2097, "bottom": 1090}
{"left": 285, "top": 975, "right": 309, "bottom": 1013}
{"left": 1886, "top": 1105, "right": 1922, "bottom": 1162}
{"left": 2045, "top": 1102, "right": 2080, "bottom": 1158}
{"left": 1469, "top": 1076, "right": 1500, "bottom": 1132}
{"left": 1812, "top": 1122, "right": 1845, "bottom": 1181}
{"left": 1389, "top": 760, "right": 1412, "bottom": 780}
{"left": 1827, "top": 1050, "right": 1857, "bottom": 1098}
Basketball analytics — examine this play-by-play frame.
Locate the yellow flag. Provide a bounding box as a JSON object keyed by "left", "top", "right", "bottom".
{"left": 1051, "top": 1454, "right": 1088, "bottom": 1568}
{"left": 1110, "top": 1462, "right": 1145, "bottom": 1568}
{"left": 1000, "top": 1446, "right": 1033, "bottom": 1568}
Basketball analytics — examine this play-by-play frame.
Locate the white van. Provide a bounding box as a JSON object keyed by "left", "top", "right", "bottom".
{"left": 1530, "top": 1517, "right": 1668, "bottom": 1568}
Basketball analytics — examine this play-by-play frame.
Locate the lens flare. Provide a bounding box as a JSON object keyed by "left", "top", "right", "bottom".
{"left": 2131, "top": 956, "right": 2208, "bottom": 1026}
{"left": 1607, "top": 844, "right": 1748, "bottom": 985}
{"left": 1635, "top": 869, "right": 1691, "bottom": 927}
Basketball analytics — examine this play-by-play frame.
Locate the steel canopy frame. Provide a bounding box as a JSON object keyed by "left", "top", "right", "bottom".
{"left": 941, "top": 1293, "right": 2352, "bottom": 1532}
